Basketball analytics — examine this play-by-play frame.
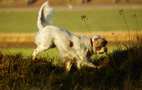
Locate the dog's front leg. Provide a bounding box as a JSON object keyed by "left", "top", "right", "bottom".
{"left": 66, "top": 61, "right": 73, "bottom": 72}
{"left": 77, "top": 59, "right": 97, "bottom": 69}
{"left": 83, "top": 61, "right": 97, "bottom": 68}
{"left": 62, "top": 59, "right": 73, "bottom": 72}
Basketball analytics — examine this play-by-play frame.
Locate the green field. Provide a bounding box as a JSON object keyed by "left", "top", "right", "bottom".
{"left": 1, "top": 48, "right": 58, "bottom": 59}
{"left": 0, "top": 8, "right": 142, "bottom": 33}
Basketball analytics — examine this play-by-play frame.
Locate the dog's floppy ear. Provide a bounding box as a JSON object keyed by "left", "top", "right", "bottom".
{"left": 93, "top": 37, "right": 107, "bottom": 47}
{"left": 93, "top": 38, "right": 100, "bottom": 46}
{"left": 94, "top": 38, "right": 99, "bottom": 41}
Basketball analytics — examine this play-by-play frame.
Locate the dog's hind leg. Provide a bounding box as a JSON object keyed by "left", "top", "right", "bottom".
{"left": 32, "top": 48, "right": 39, "bottom": 60}
{"left": 76, "top": 60, "right": 82, "bottom": 69}
{"left": 32, "top": 36, "right": 55, "bottom": 60}
{"left": 31, "top": 45, "right": 50, "bottom": 60}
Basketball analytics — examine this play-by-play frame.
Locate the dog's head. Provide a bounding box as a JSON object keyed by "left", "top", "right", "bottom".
{"left": 91, "top": 36, "right": 108, "bottom": 54}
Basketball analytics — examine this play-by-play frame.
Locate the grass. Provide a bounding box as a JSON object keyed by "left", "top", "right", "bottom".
{"left": 0, "top": 11, "right": 37, "bottom": 33}
{"left": 0, "top": 45, "right": 122, "bottom": 60}
{"left": 1, "top": 48, "right": 58, "bottom": 58}
{"left": 0, "top": 8, "right": 142, "bottom": 33}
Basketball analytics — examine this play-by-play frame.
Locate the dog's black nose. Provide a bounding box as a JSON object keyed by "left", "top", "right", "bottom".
{"left": 104, "top": 47, "right": 107, "bottom": 52}
{"left": 105, "top": 41, "right": 108, "bottom": 45}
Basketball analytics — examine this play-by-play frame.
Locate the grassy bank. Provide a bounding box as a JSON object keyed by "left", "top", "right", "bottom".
{"left": 0, "top": 39, "right": 142, "bottom": 90}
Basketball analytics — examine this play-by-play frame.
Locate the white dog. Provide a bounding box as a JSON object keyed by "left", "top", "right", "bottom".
{"left": 32, "top": 1, "right": 108, "bottom": 71}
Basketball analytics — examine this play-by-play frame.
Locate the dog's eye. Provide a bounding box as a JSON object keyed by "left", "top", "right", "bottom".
{"left": 96, "top": 47, "right": 102, "bottom": 50}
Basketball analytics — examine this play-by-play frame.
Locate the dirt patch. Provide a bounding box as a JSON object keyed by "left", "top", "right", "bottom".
{"left": 0, "top": 33, "right": 35, "bottom": 43}
{"left": 0, "top": 31, "right": 140, "bottom": 43}
{"left": 0, "top": 42, "right": 117, "bottom": 48}
{"left": 0, "top": 42, "right": 35, "bottom": 48}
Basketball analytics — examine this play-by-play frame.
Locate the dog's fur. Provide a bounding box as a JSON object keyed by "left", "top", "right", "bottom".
{"left": 32, "top": 1, "right": 108, "bottom": 71}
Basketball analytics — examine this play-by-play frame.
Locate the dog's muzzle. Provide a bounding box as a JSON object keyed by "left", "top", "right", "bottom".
{"left": 97, "top": 47, "right": 107, "bottom": 54}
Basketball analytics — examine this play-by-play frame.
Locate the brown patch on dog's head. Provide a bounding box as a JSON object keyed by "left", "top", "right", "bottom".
{"left": 93, "top": 37, "right": 108, "bottom": 54}
{"left": 69, "top": 40, "right": 73, "bottom": 47}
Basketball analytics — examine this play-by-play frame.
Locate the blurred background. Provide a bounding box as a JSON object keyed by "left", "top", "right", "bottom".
{"left": 0, "top": 0, "right": 142, "bottom": 56}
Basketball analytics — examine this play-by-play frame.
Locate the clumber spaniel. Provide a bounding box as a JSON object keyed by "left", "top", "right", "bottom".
{"left": 32, "top": 1, "right": 108, "bottom": 71}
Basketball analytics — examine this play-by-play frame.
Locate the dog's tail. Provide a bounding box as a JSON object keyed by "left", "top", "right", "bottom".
{"left": 37, "top": 1, "right": 54, "bottom": 31}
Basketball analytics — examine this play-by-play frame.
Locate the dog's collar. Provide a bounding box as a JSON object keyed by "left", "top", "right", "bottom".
{"left": 90, "top": 37, "right": 93, "bottom": 47}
